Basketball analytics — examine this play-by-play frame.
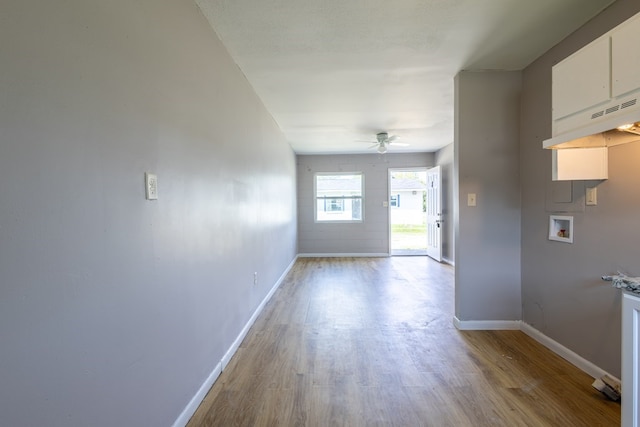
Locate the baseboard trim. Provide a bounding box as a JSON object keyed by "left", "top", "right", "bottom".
{"left": 520, "top": 322, "right": 620, "bottom": 383}
{"left": 297, "top": 253, "right": 390, "bottom": 258}
{"left": 452, "top": 316, "right": 620, "bottom": 383}
{"left": 176, "top": 257, "right": 619, "bottom": 426}
{"left": 453, "top": 316, "right": 521, "bottom": 330}
{"left": 172, "top": 255, "right": 298, "bottom": 427}
{"left": 221, "top": 256, "right": 297, "bottom": 370}
{"left": 172, "top": 362, "right": 222, "bottom": 427}
{"left": 442, "top": 258, "right": 455, "bottom": 266}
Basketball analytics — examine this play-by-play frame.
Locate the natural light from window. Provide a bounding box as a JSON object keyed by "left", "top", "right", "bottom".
{"left": 314, "top": 173, "right": 363, "bottom": 222}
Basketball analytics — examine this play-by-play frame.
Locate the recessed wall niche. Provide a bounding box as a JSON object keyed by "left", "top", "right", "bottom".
{"left": 549, "top": 215, "right": 574, "bottom": 243}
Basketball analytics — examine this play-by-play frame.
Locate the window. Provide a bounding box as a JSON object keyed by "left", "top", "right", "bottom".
{"left": 326, "top": 198, "right": 344, "bottom": 212}
{"left": 315, "top": 173, "right": 363, "bottom": 222}
{"left": 390, "top": 194, "right": 400, "bottom": 207}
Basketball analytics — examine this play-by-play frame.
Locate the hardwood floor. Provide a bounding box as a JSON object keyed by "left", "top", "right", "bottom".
{"left": 187, "top": 257, "right": 620, "bottom": 426}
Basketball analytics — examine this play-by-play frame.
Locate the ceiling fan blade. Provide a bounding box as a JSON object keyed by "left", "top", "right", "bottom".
{"left": 368, "top": 143, "right": 379, "bottom": 149}
{"left": 384, "top": 135, "right": 397, "bottom": 142}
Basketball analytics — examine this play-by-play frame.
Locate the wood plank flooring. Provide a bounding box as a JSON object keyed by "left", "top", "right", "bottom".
{"left": 187, "top": 257, "right": 620, "bottom": 426}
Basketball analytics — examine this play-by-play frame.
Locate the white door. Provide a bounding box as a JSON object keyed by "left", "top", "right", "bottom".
{"left": 426, "top": 166, "right": 442, "bottom": 262}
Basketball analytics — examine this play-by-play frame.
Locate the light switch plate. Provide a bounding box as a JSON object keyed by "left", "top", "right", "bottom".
{"left": 586, "top": 187, "right": 597, "bottom": 206}
{"left": 145, "top": 173, "right": 158, "bottom": 200}
{"left": 467, "top": 193, "right": 477, "bottom": 207}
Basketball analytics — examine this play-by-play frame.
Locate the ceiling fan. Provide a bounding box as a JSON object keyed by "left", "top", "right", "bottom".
{"left": 365, "top": 132, "right": 408, "bottom": 153}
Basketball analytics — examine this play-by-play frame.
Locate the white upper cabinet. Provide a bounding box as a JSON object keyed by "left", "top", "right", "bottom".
{"left": 552, "top": 37, "right": 610, "bottom": 122}
{"left": 611, "top": 13, "right": 640, "bottom": 98}
{"left": 547, "top": 11, "right": 640, "bottom": 181}
{"left": 551, "top": 11, "right": 640, "bottom": 138}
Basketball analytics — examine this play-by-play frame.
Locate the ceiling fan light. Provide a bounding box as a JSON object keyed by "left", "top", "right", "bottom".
{"left": 377, "top": 144, "right": 387, "bottom": 154}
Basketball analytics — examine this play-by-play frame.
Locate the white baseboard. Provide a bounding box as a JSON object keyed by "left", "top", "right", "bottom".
{"left": 453, "top": 316, "right": 521, "bottom": 330}
{"left": 297, "top": 253, "right": 390, "bottom": 258}
{"left": 520, "top": 322, "right": 620, "bottom": 383}
{"left": 442, "top": 258, "right": 455, "bottom": 266}
{"left": 175, "top": 256, "right": 618, "bottom": 427}
{"left": 452, "top": 316, "right": 620, "bottom": 383}
{"left": 172, "top": 362, "right": 222, "bottom": 427}
{"left": 172, "top": 256, "right": 298, "bottom": 427}
{"left": 221, "top": 256, "right": 297, "bottom": 370}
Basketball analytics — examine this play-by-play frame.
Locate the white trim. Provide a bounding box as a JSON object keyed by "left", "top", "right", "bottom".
{"left": 297, "top": 253, "right": 390, "bottom": 258}
{"left": 176, "top": 258, "right": 619, "bottom": 427}
{"left": 387, "top": 166, "right": 430, "bottom": 257}
{"left": 451, "top": 316, "right": 620, "bottom": 383}
{"left": 453, "top": 317, "right": 521, "bottom": 330}
{"left": 221, "top": 257, "right": 296, "bottom": 370}
{"left": 442, "top": 258, "right": 455, "bottom": 266}
{"left": 520, "top": 322, "right": 620, "bottom": 383}
{"left": 172, "top": 256, "right": 298, "bottom": 427}
{"left": 171, "top": 362, "right": 222, "bottom": 427}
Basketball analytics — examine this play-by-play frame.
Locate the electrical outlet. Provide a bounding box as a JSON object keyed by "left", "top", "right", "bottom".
{"left": 145, "top": 172, "right": 158, "bottom": 200}
{"left": 253, "top": 272, "right": 258, "bottom": 286}
{"left": 467, "top": 193, "right": 477, "bottom": 207}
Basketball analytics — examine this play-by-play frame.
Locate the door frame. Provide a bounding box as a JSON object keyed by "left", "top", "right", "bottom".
{"left": 387, "top": 167, "right": 429, "bottom": 256}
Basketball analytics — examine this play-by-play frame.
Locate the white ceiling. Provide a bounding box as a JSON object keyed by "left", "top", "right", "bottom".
{"left": 196, "top": 0, "right": 615, "bottom": 154}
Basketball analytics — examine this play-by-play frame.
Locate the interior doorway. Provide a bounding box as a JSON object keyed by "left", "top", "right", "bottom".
{"left": 389, "top": 168, "right": 428, "bottom": 256}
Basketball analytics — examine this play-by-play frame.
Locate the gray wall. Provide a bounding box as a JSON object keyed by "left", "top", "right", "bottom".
{"left": 521, "top": 0, "right": 640, "bottom": 377}
{"left": 455, "top": 71, "right": 522, "bottom": 322}
{"left": 435, "top": 143, "right": 455, "bottom": 265}
{"left": 297, "top": 153, "right": 435, "bottom": 254}
{"left": 0, "top": 1, "right": 297, "bottom": 426}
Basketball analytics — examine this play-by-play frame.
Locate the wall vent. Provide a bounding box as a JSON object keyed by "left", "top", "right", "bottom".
{"left": 589, "top": 99, "right": 638, "bottom": 122}
{"left": 621, "top": 99, "right": 637, "bottom": 109}
{"left": 606, "top": 105, "right": 620, "bottom": 114}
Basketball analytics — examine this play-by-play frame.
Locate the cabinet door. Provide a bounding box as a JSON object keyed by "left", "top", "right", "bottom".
{"left": 552, "top": 37, "right": 610, "bottom": 121}
{"left": 623, "top": 293, "right": 640, "bottom": 427}
{"left": 612, "top": 13, "right": 640, "bottom": 98}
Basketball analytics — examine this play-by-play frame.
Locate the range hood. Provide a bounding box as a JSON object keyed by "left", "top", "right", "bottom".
{"left": 543, "top": 109, "right": 640, "bottom": 150}
{"left": 542, "top": 9, "right": 640, "bottom": 180}
{"left": 543, "top": 110, "right": 640, "bottom": 180}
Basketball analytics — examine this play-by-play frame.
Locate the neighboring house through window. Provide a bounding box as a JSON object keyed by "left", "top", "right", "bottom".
{"left": 315, "top": 173, "right": 363, "bottom": 222}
